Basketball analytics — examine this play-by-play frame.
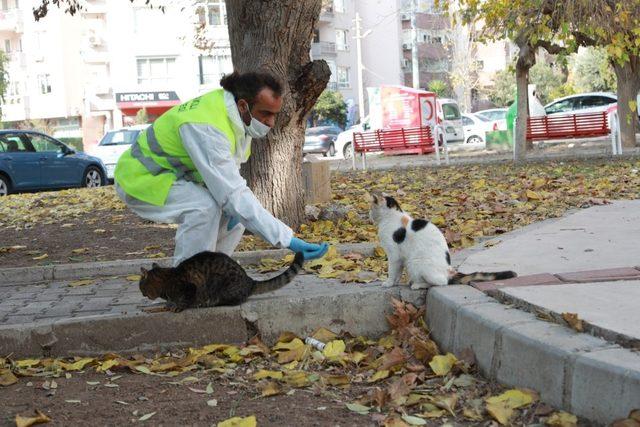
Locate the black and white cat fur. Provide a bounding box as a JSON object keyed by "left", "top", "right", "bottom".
{"left": 369, "top": 193, "right": 517, "bottom": 289}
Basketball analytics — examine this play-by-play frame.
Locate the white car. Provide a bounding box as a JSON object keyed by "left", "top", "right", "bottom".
{"left": 461, "top": 113, "right": 489, "bottom": 145}
{"left": 474, "top": 108, "right": 508, "bottom": 131}
{"left": 544, "top": 92, "right": 617, "bottom": 116}
{"left": 90, "top": 125, "right": 149, "bottom": 180}
{"left": 335, "top": 122, "right": 366, "bottom": 159}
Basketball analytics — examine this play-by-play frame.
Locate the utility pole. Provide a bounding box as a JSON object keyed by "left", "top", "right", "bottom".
{"left": 354, "top": 12, "right": 366, "bottom": 125}
{"left": 411, "top": 0, "right": 420, "bottom": 89}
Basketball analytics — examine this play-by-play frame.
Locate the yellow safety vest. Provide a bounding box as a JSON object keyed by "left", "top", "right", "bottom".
{"left": 114, "top": 89, "right": 250, "bottom": 206}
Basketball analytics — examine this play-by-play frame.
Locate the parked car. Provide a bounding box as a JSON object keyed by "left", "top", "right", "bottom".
{"left": 474, "top": 108, "right": 508, "bottom": 131}
{"left": 91, "top": 125, "right": 149, "bottom": 180}
{"left": 437, "top": 98, "right": 464, "bottom": 143}
{"left": 335, "top": 119, "right": 369, "bottom": 160}
{"left": 303, "top": 125, "right": 342, "bottom": 157}
{"left": 544, "top": 92, "right": 617, "bottom": 116}
{"left": 461, "top": 113, "right": 489, "bottom": 145}
{"left": 0, "top": 130, "right": 107, "bottom": 196}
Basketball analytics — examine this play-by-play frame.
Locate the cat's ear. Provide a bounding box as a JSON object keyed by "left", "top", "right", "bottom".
{"left": 152, "top": 262, "right": 160, "bottom": 269}
{"left": 369, "top": 192, "right": 379, "bottom": 204}
{"left": 140, "top": 267, "right": 148, "bottom": 278}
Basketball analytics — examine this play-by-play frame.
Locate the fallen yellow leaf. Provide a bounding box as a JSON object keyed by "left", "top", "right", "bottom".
{"left": 0, "top": 369, "right": 18, "bottom": 386}
{"left": 546, "top": 411, "right": 578, "bottom": 427}
{"left": 429, "top": 353, "right": 457, "bottom": 376}
{"left": 486, "top": 400, "right": 514, "bottom": 425}
{"left": 526, "top": 189, "right": 542, "bottom": 200}
{"left": 15, "top": 409, "right": 51, "bottom": 427}
{"left": 71, "top": 248, "right": 89, "bottom": 254}
{"left": 253, "top": 370, "right": 283, "bottom": 381}
{"left": 322, "top": 340, "right": 346, "bottom": 359}
{"left": 367, "top": 369, "right": 390, "bottom": 383}
{"left": 260, "top": 381, "right": 281, "bottom": 397}
{"left": 217, "top": 415, "right": 257, "bottom": 427}
{"left": 562, "top": 312, "right": 584, "bottom": 332}
{"left": 486, "top": 388, "right": 537, "bottom": 409}
{"left": 126, "top": 275, "right": 141, "bottom": 281}
{"left": 68, "top": 279, "right": 96, "bottom": 288}
{"left": 32, "top": 254, "right": 48, "bottom": 261}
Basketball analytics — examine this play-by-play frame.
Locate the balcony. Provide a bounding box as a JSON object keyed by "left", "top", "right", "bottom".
{"left": 1, "top": 96, "right": 30, "bottom": 122}
{"left": 311, "top": 41, "right": 336, "bottom": 58}
{"left": 326, "top": 82, "right": 338, "bottom": 91}
{"left": 0, "top": 9, "right": 24, "bottom": 34}
{"left": 319, "top": 7, "right": 334, "bottom": 22}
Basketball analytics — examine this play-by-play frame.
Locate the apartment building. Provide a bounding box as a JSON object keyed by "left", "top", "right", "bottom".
{"left": 0, "top": 0, "right": 84, "bottom": 137}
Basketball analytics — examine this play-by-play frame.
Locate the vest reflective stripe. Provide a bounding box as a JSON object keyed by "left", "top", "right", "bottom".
{"left": 144, "top": 126, "right": 196, "bottom": 181}
{"left": 130, "top": 140, "right": 168, "bottom": 176}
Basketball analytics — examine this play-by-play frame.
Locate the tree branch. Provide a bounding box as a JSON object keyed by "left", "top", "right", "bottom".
{"left": 534, "top": 40, "right": 565, "bottom": 55}
{"left": 292, "top": 60, "right": 331, "bottom": 122}
{"left": 572, "top": 31, "right": 598, "bottom": 47}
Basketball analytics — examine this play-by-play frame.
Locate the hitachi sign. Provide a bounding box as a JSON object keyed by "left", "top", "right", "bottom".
{"left": 115, "top": 91, "right": 180, "bottom": 103}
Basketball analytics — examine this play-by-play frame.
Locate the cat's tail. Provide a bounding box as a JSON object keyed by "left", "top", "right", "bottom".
{"left": 252, "top": 252, "right": 305, "bottom": 295}
{"left": 448, "top": 270, "right": 517, "bottom": 285}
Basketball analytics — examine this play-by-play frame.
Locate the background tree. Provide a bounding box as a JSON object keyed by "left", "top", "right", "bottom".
{"left": 453, "top": 0, "right": 568, "bottom": 162}
{"left": 0, "top": 51, "right": 9, "bottom": 123}
{"left": 447, "top": 17, "right": 481, "bottom": 112}
{"left": 33, "top": 0, "right": 330, "bottom": 228}
{"left": 568, "top": 1, "right": 640, "bottom": 148}
{"left": 487, "top": 68, "right": 516, "bottom": 107}
{"left": 570, "top": 47, "right": 616, "bottom": 93}
{"left": 135, "top": 108, "right": 149, "bottom": 125}
{"left": 427, "top": 80, "right": 450, "bottom": 98}
{"left": 529, "top": 61, "right": 567, "bottom": 105}
{"left": 311, "top": 90, "right": 347, "bottom": 128}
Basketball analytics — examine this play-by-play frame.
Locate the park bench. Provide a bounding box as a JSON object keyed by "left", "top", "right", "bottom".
{"left": 351, "top": 125, "right": 448, "bottom": 170}
{"left": 526, "top": 111, "right": 610, "bottom": 141}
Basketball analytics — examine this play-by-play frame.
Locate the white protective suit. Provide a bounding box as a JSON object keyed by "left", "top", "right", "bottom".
{"left": 115, "top": 90, "right": 293, "bottom": 265}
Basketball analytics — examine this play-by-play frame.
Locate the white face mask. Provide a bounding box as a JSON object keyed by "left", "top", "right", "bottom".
{"left": 244, "top": 113, "right": 271, "bottom": 138}
{"left": 239, "top": 100, "right": 271, "bottom": 138}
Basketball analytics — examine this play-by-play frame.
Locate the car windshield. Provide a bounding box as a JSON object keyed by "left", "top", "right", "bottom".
{"left": 476, "top": 110, "right": 506, "bottom": 121}
{"left": 442, "top": 103, "right": 461, "bottom": 120}
{"left": 99, "top": 130, "right": 141, "bottom": 146}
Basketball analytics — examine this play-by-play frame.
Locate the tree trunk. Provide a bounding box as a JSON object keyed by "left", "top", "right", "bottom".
{"left": 226, "top": 1, "right": 330, "bottom": 229}
{"left": 613, "top": 55, "right": 640, "bottom": 149}
{"left": 514, "top": 43, "right": 535, "bottom": 163}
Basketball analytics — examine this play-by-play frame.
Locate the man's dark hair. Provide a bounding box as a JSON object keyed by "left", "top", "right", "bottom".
{"left": 220, "top": 71, "right": 283, "bottom": 106}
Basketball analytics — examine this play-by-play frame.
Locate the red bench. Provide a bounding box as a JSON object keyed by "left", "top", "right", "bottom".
{"left": 352, "top": 126, "right": 436, "bottom": 154}
{"left": 526, "top": 111, "right": 610, "bottom": 141}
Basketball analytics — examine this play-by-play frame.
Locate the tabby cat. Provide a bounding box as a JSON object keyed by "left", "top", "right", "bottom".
{"left": 369, "top": 193, "right": 517, "bottom": 289}
{"left": 139, "top": 251, "right": 304, "bottom": 312}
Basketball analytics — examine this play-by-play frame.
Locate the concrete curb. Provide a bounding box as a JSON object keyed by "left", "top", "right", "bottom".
{"left": 425, "top": 285, "right": 640, "bottom": 424}
{"left": 0, "top": 282, "right": 424, "bottom": 358}
{"left": 0, "top": 242, "right": 378, "bottom": 286}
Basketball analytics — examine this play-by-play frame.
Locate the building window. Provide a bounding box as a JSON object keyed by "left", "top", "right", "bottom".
{"left": 335, "top": 29, "right": 348, "bottom": 51}
{"left": 38, "top": 74, "right": 52, "bottom": 94}
{"left": 4, "top": 39, "right": 11, "bottom": 53}
{"left": 333, "top": 0, "right": 345, "bottom": 13}
{"left": 137, "top": 57, "right": 177, "bottom": 86}
{"left": 1, "top": 0, "right": 8, "bottom": 11}
{"left": 202, "top": 1, "right": 226, "bottom": 26}
{"left": 337, "top": 66, "right": 350, "bottom": 88}
{"left": 199, "top": 52, "right": 233, "bottom": 85}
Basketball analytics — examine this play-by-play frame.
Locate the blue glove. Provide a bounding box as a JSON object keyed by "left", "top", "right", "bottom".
{"left": 227, "top": 216, "right": 240, "bottom": 231}
{"left": 288, "top": 237, "right": 329, "bottom": 260}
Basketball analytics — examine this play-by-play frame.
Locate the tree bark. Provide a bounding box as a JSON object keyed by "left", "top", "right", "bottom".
{"left": 613, "top": 55, "right": 640, "bottom": 149}
{"left": 514, "top": 43, "right": 535, "bottom": 163}
{"left": 226, "top": 1, "right": 331, "bottom": 229}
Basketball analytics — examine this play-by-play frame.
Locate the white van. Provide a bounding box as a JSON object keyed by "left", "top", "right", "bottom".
{"left": 436, "top": 98, "right": 464, "bottom": 144}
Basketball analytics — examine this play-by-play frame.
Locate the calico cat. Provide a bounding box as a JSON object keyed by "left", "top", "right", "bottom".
{"left": 369, "top": 193, "right": 516, "bottom": 289}
{"left": 139, "top": 251, "right": 304, "bottom": 312}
